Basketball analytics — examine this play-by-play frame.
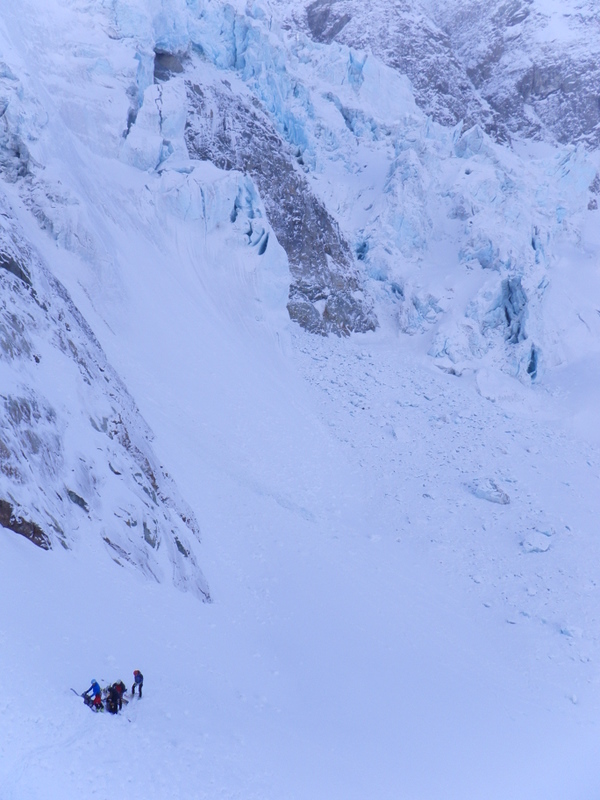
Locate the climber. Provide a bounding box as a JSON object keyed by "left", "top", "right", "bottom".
{"left": 83, "top": 679, "right": 103, "bottom": 711}
{"left": 106, "top": 680, "right": 127, "bottom": 712}
{"left": 113, "top": 680, "right": 127, "bottom": 710}
{"left": 106, "top": 683, "right": 121, "bottom": 714}
{"left": 131, "top": 669, "right": 144, "bottom": 698}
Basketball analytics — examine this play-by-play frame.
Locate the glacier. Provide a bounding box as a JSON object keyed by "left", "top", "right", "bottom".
{"left": 1, "top": 0, "right": 600, "bottom": 798}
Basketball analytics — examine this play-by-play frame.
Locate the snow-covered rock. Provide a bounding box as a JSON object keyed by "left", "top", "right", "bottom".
{"left": 521, "top": 529, "right": 552, "bottom": 553}
{"left": 431, "top": 0, "right": 600, "bottom": 147}
{"left": 0, "top": 187, "right": 209, "bottom": 600}
{"left": 468, "top": 477, "right": 511, "bottom": 504}
{"left": 293, "top": 0, "right": 502, "bottom": 134}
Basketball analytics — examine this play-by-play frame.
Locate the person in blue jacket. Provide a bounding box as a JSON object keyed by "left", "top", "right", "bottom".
{"left": 131, "top": 669, "right": 143, "bottom": 698}
{"left": 84, "top": 679, "right": 103, "bottom": 710}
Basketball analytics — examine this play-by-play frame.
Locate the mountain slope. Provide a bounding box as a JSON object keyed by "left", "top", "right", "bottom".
{"left": 0, "top": 186, "right": 209, "bottom": 598}
{"left": 293, "top": 0, "right": 503, "bottom": 135}
{"left": 430, "top": 0, "right": 600, "bottom": 147}
{"left": 292, "top": 0, "right": 600, "bottom": 148}
{"left": 1, "top": 1, "right": 600, "bottom": 798}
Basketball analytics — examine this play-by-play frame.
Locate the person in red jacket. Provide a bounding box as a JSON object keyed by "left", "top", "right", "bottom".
{"left": 131, "top": 669, "right": 144, "bottom": 698}
{"left": 113, "top": 680, "right": 126, "bottom": 710}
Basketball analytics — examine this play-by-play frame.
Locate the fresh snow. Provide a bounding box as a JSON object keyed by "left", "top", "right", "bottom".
{"left": 2, "top": 1, "right": 600, "bottom": 799}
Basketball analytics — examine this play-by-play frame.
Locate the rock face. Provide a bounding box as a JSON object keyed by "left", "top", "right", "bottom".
{"left": 295, "top": 0, "right": 600, "bottom": 148}
{"left": 432, "top": 0, "right": 600, "bottom": 147}
{"left": 0, "top": 191, "right": 210, "bottom": 600}
{"left": 184, "top": 79, "right": 376, "bottom": 335}
{"left": 294, "top": 0, "right": 503, "bottom": 136}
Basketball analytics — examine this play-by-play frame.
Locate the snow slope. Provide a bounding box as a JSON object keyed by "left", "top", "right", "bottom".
{"left": 3, "top": 319, "right": 600, "bottom": 799}
{"left": 1, "top": 1, "right": 600, "bottom": 799}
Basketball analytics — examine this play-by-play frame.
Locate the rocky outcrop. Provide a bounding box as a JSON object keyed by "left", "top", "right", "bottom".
{"left": 295, "top": 0, "right": 503, "bottom": 137}
{"left": 294, "top": 0, "right": 600, "bottom": 148}
{"left": 0, "top": 498, "right": 51, "bottom": 549}
{"left": 0, "top": 191, "right": 210, "bottom": 600}
{"left": 431, "top": 0, "right": 600, "bottom": 147}
{"left": 184, "top": 79, "right": 376, "bottom": 335}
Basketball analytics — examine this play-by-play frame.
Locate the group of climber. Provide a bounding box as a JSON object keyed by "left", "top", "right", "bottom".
{"left": 82, "top": 670, "right": 143, "bottom": 713}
